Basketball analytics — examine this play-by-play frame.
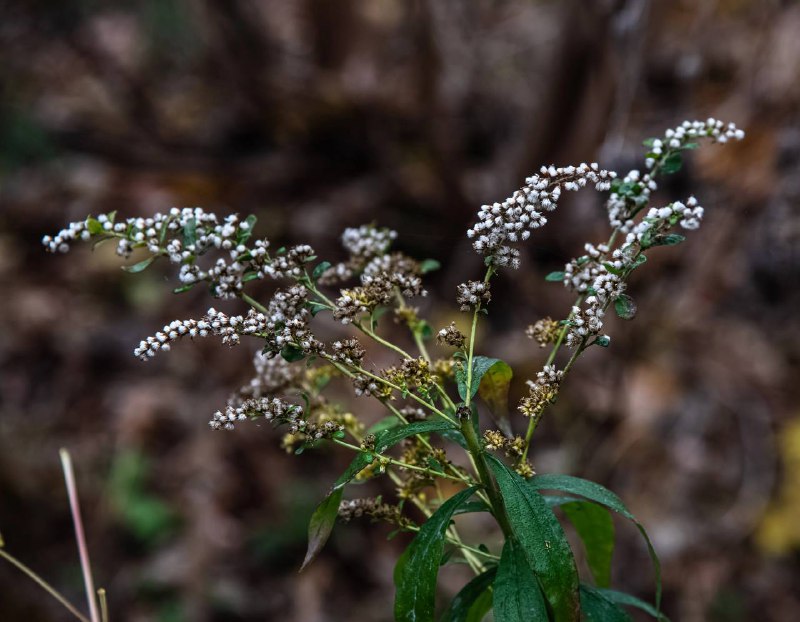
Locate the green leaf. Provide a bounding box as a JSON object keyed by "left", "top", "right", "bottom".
{"left": 580, "top": 585, "right": 632, "bottom": 622}
{"left": 173, "top": 283, "right": 196, "bottom": 294}
{"left": 456, "top": 356, "right": 502, "bottom": 402}
{"left": 594, "top": 336, "right": 611, "bottom": 348}
{"left": 613, "top": 294, "right": 637, "bottom": 320}
{"left": 642, "top": 138, "right": 656, "bottom": 148}
{"left": 680, "top": 142, "right": 699, "bottom": 150}
{"left": 183, "top": 217, "right": 197, "bottom": 248}
{"left": 312, "top": 261, "right": 332, "bottom": 280}
{"left": 122, "top": 256, "right": 157, "bottom": 273}
{"left": 602, "top": 263, "right": 624, "bottom": 276}
{"left": 452, "top": 500, "right": 492, "bottom": 516}
{"left": 651, "top": 233, "right": 686, "bottom": 247}
{"left": 366, "top": 416, "right": 402, "bottom": 436}
{"left": 493, "top": 538, "right": 549, "bottom": 622}
{"left": 420, "top": 259, "right": 441, "bottom": 274}
{"left": 300, "top": 487, "right": 343, "bottom": 571}
{"left": 375, "top": 420, "right": 455, "bottom": 454}
{"left": 394, "top": 486, "right": 478, "bottom": 622}
{"left": 439, "top": 568, "right": 497, "bottom": 622}
{"left": 631, "top": 254, "right": 647, "bottom": 269}
{"left": 307, "top": 301, "right": 329, "bottom": 316}
{"left": 662, "top": 152, "right": 683, "bottom": 174}
{"left": 487, "top": 457, "right": 580, "bottom": 622}
{"left": 562, "top": 501, "right": 614, "bottom": 588}
{"left": 546, "top": 271, "right": 565, "bottom": 282}
{"left": 280, "top": 344, "right": 306, "bottom": 362}
{"left": 594, "top": 589, "right": 669, "bottom": 621}
{"left": 529, "top": 474, "right": 662, "bottom": 609}
{"left": 238, "top": 214, "right": 257, "bottom": 244}
{"left": 580, "top": 585, "right": 632, "bottom": 621}
{"left": 86, "top": 217, "right": 104, "bottom": 235}
{"left": 477, "top": 359, "right": 513, "bottom": 435}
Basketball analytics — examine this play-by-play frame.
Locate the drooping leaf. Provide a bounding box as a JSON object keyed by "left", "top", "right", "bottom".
{"left": 301, "top": 487, "right": 343, "bottom": 571}
{"left": 455, "top": 356, "right": 502, "bottom": 402}
{"left": 366, "top": 416, "right": 402, "bottom": 436}
{"left": 440, "top": 569, "right": 497, "bottom": 622}
{"left": 613, "top": 294, "right": 637, "bottom": 320}
{"left": 394, "top": 487, "right": 478, "bottom": 622}
{"left": 562, "top": 501, "right": 614, "bottom": 588}
{"left": 493, "top": 538, "right": 549, "bottom": 622}
{"left": 487, "top": 457, "right": 580, "bottom": 622}
{"left": 529, "top": 474, "right": 662, "bottom": 609}
{"left": 452, "top": 500, "right": 492, "bottom": 516}
{"left": 477, "top": 359, "right": 513, "bottom": 435}
{"left": 594, "top": 589, "right": 669, "bottom": 621}
{"left": 546, "top": 271, "right": 565, "bottom": 282}
{"left": 579, "top": 585, "right": 633, "bottom": 622}
{"left": 122, "top": 256, "right": 157, "bottom": 273}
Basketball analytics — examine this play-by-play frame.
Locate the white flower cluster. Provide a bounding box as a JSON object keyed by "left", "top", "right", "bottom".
{"left": 563, "top": 243, "right": 610, "bottom": 293}
{"left": 42, "top": 213, "right": 120, "bottom": 253}
{"left": 352, "top": 374, "right": 381, "bottom": 397}
{"left": 320, "top": 225, "right": 398, "bottom": 285}
{"left": 209, "top": 397, "right": 301, "bottom": 431}
{"left": 645, "top": 118, "right": 744, "bottom": 169}
{"left": 605, "top": 169, "right": 657, "bottom": 233}
{"left": 133, "top": 307, "right": 272, "bottom": 360}
{"left": 623, "top": 196, "right": 704, "bottom": 249}
{"left": 456, "top": 280, "right": 491, "bottom": 311}
{"left": 467, "top": 163, "right": 616, "bottom": 268}
{"left": 565, "top": 301, "right": 606, "bottom": 348}
{"left": 527, "top": 364, "right": 564, "bottom": 390}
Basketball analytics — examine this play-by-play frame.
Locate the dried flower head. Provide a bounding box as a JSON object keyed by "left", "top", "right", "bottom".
{"left": 437, "top": 322, "right": 466, "bottom": 348}
{"left": 526, "top": 317, "right": 560, "bottom": 348}
{"left": 456, "top": 281, "right": 491, "bottom": 311}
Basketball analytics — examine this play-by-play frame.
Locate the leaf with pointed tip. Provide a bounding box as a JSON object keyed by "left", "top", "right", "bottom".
{"left": 312, "top": 261, "right": 332, "bottom": 280}
{"left": 395, "top": 487, "right": 478, "bottom": 622}
{"left": 439, "top": 568, "right": 497, "bottom": 622}
{"left": 420, "top": 259, "right": 441, "bottom": 274}
{"left": 562, "top": 501, "right": 614, "bottom": 588}
{"left": 594, "top": 589, "right": 669, "bottom": 621}
{"left": 546, "top": 271, "right": 565, "bottom": 282}
{"left": 487, "top": 457, "right": 579, "bottom": 622}
{"left": 301, "top": 487, "right": 343, "bottom": 571}
{"left": 122, "top": 256, "right": 157, "bottom": 273}
{"left": 493, "top": 538, "right": 549, "bottom": 622}
{"left": 183, "top": 217, "right": 197, "bottom": 249}
{"left": 530, "top": 474, "right": 661, "bottom": 610}
{"left": 579, "top": 585, "right": 632, "bottom": 622}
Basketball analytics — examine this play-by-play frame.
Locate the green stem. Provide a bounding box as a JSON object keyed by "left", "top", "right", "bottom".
{"left": 0, "top": 548, "right": 91, "bottom": 622}
{"left": 240, "top": 292, "right": 269, "bottom": 314}
{"left": 460, "top": 417, "right": 513, "bottom": 537}
{"left": 332, "top": 439, "right": 465, "bottom": 483}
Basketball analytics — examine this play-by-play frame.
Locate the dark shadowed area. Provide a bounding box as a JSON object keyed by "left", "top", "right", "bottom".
{"left": 1, "top": 1, "right": 799, "bottom": 621}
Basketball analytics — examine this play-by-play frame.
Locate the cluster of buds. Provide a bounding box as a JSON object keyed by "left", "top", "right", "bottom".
{"left": 519, "top": 365, "right": 563, "bottom": 418}
{"left": 209, "top": 397, "right": 303, "bottom": 431}
{"left": 456, "top": 281, "right": 491, "bottom": 311}
{"left": 330, "top": 338, "right": 366, "bottom": 367}
{"left": 383, "top": 358, "right": 434, "bottom": 391}
{"left": 437, "top": 323, "right": 466, "bottom": 348}
{"left": 467, "top": 163, "right": 616, "bottom": 269}
{"left": 526, "top": 317, "right": 560, "bottom": 348}
{"left": 338, "top": 498, "right": 413, "bottom": 528}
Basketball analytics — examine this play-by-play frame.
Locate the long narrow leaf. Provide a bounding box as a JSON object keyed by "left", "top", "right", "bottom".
{"left": 562, "top": 501, "right": 614, "bottom": 588}
{"left": 529, "top": 474, "right": 661, "bottom": 609}
{"left": 395, "top": 486, "right": 478, "bottom": 622}
{"left": 439, "top": 567, "right": 497, "bottom": 622}
{"left": 595, "top": 589, "right": 669, "bottom": 621}
{"left": 487, "top": 457, "right": 580, "bottom": 622}
{"left": 493, "top": 538, "right": 549, "bottom": 622}
{"left": 301, "top": 487, "right": 343, "bottom": 571}
{"left": 580, "top": 585, "right": 632, "bottom": 622}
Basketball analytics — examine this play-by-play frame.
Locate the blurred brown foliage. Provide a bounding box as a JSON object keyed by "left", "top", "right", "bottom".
{"left": 1, "top": 1, "right": 799, "bottom": 621}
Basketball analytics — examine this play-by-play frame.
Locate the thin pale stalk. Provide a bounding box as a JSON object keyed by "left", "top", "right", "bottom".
{"left": 60, "top": 449, "right": 101, "bottom": 622}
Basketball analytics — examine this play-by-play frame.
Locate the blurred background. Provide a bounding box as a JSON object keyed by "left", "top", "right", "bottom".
{"left": 1, "top": 0, "right": 798, "bottom": 620}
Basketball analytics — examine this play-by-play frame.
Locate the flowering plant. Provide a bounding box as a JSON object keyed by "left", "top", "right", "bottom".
{"left": 44, "top": 119, "right": 744, "bottom": 621}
